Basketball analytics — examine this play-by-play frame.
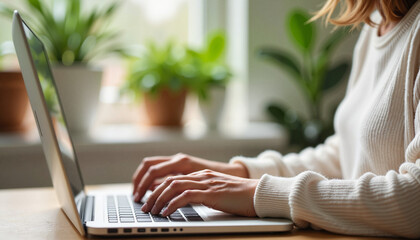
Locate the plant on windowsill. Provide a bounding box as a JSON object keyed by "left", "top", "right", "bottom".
{"left": 0, "top": 0, "right": 121, "bottom": 133}
{"left": 122, "top": 41, "right": 191, "bottom": 127}
{"left": 0, "top": 42, "right": 29, "bottom": 132}
{"left": 122, "top": 32, "right": 232, "bottom": 127}
{"left": 258, "top": 9, "right": 351, "bottom": 150}
{"left": 183, "top": 32, "right": 232, "bottom": 129}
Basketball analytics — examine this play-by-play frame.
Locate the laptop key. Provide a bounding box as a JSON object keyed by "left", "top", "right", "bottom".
{"left": 178, "top": 205, "right": 203, "bottom": 221}
{"left": 133, "top": 202, "right": 143, "bottom": 207}
{"left": 186, "top": 215, "right": 203, "bottom": 221}
{"left": 135, "top": 212, "right": 152, "bottom": 222}
{"left": 152, "top": 215, "right": 169, "bottom": 222}
{"left": 120, "top": 218, "right": 135, "bottom": 223}
{"left": 169, "top": 216, "right": 186, "bottom": 222}
{"left": 119, "top": 212, "right": 133, "bottom": 216}
{"left": 169, "top": 210, "right": 185, "bottom": 221}
{"left": 136, "top": 218, "right": 152, "bottom": 222}
{"left": 135, "top": 213, "right": 149, "bottom": 216}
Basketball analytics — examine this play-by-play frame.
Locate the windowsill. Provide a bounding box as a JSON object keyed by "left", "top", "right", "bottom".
{"left": 0, "top": 122, "right": 287, "bottom": 148}
{"left": 0, "top": 122, "right": 287, "bottom": 189}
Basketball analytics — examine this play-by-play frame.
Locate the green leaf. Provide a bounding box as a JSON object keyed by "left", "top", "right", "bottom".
{"left": 287, "top": 9, "right": 315, "bottom": 54}
{"left": 102, "top": 2, "right": 119, "bottom": 18}
{"left": 267, "top": 104, "right": 288, "bottom": 125}
{"left": 68, "top": 0, "right": 80, "bottom": 21}
{"left": 27, "top": 0, "right": 43, "bottom": 13}
{"left": 19, "top": 0, "right": 120, "bottom": 65}
{"left": 26, "top": 0, "right": 54, "bottom": 24}
{"left": 315, "top": 28, "right": 348, "bottom": 74}
{"left": 322, "top": 62, "right": 350, "bottom": 91}
{"left": 268, "top": 104, "right": 306, "bottom": 147}
{"left": 205, "top": 32, "right": 225, "bottom": 62}
{"left": 85, "top": 8, "right": 99, "bottom": 29}
{"left": 258, "top": 48, "right": 302, "bottom": 79}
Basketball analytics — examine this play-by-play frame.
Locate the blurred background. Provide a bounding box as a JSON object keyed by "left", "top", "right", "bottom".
{"left": 0, "top": 0, "right": 359, "bottom": 188}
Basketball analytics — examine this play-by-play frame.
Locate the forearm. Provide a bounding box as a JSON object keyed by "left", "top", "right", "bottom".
{"left": 209, "top": 160, "right": 249, "bottom": 178}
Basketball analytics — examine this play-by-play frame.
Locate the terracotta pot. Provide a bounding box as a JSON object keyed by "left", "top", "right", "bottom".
{"left": 144, "top": 88, "right": 187, "bottom": 127}
{"left": 0, "top": 71, "right": 29, "bottom": 132}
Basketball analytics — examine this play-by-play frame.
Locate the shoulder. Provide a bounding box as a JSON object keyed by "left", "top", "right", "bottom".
{"left": 399, "top": 2, "right": 420, "bottom": 76}
{"left": 406, "top": 6, "right": 420, "bottom": 79}
{"left": 405, "top": 5, "right": 420, "bottom": 118}
{"left": 405, "top": 1, "right": 420, "bottom": 44}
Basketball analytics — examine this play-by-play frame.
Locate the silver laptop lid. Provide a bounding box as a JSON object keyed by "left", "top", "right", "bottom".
{"left": 12, "top": 11, "right": 86, "bottom": 235}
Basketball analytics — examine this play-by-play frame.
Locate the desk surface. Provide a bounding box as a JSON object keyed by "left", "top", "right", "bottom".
{"left": 0, "top": 185, "right": 388, "bottom": 240}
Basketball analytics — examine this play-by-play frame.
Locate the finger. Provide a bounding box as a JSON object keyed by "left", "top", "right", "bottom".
{"left": 133, "top": 154, "right": 193, "bottom": 195}
{"left": 150, "top": 176, "right": 169, "bottom": 190}
{"left": 142, "top": 175, "right": 201, "bottom": 212}
{"left": 150, "top": 180, "right": 207, "bottom": 215}
{"left": 132, "top": 156, "right": 170, "bottom": 194}
{"left": 149, "top": 182, "right": 161, "bottom": 191}
{"left": 162, "top": 190, "right": 207, "bottom": 217}
{"left": 134, "top": 159, "right": 187, "bottom": 202}
{"left": 189, "top": 169, "right": 219, "bottom": 177}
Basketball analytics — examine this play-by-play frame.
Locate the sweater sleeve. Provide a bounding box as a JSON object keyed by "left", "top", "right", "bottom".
{"left": 254, "top": 162, "right": 420, "bottom": 238}
{"left": 229, "top": 135, "right": 342, "bottom": 179}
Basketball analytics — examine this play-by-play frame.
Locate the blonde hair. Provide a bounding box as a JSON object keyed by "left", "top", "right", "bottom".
{"left": 312, "top": 0, "right": 417, "bottom": 27}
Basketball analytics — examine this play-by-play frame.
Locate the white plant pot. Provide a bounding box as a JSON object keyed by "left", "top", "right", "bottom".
{"left": 52, "top": 65, "right": 102, "bottom": 133}
{"left": 199, "top": 87, "right": 226, "bottom": 129}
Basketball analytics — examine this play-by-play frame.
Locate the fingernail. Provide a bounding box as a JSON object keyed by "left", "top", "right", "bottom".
{"left": 141, "top": 203, "right": 148, "bottom": 212}
{"left": 134, "top": 193, "right": 139, "bottom": 202}
{"left": 162, "top": 208, "right": 169, "bottom": 217}
{"left": 151, "top": 206, "right": 158, "bottom": 215}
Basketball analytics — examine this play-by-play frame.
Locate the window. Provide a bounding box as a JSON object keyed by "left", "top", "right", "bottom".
{"left": 94, "top": 0, "right": 192, "bottom": 125}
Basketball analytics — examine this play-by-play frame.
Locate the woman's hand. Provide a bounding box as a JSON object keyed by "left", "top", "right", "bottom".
{"left": 132, "top": 153, "right": 249, "bottom": 202}
{"left": 142, "top": 169, "right": 259, "bottom": 217}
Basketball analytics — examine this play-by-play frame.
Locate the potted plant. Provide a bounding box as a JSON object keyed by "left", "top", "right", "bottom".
{"left": 185, "top": 32, "right": 232, "bottom": 129}
{"left": 258, "top": 9, "right": 350, "bottom": 150}
{"left": 0, "top": 41, "right": 29, "bottom": 132}
{"left": 1, "top": 0, "right": 121, "bottom": 133}
{"left": 122, "top": 42, "right": 191, "bottom": 127}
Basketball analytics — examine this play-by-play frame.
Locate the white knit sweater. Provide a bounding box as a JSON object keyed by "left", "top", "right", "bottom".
{"left": 231, "top": 3, "right": 420, "bottom": 238}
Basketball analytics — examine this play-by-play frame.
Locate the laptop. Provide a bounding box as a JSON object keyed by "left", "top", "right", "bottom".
{"left": 12, "top": 11, "right": 293, "bottom": 236}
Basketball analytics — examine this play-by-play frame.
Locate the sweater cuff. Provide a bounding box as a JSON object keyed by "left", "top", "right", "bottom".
{"left": 229, "top": 150, "right": 281, "bottom": 179}
{"left": 254, "top": 174, "right": 294, "bottom": 219}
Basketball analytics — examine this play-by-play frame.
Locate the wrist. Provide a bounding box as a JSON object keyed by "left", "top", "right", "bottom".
{"left": 229, "top": 162, "right": 249, "bottom": 178}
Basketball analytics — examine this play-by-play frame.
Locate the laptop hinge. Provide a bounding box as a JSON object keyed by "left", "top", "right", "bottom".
{"left": 80, "top": 195, "right": 95, "bottom": 224}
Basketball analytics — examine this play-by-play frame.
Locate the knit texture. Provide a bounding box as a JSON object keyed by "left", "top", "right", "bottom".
{"left": 230, "top": 3, "right": 420, "bottom": 238}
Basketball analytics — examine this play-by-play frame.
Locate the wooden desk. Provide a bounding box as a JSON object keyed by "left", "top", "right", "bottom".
{"left": 0, "top": 185, "right": 388, "bottom": 240}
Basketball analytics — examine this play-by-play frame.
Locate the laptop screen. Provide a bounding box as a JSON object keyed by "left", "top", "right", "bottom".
{"left": 22, "top": 21, "right": 85, "bottom": 197}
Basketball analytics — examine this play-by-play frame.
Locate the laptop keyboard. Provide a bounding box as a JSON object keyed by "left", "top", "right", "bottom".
{"left": 107, "top": 195, "right": 203, "bottom": 223}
